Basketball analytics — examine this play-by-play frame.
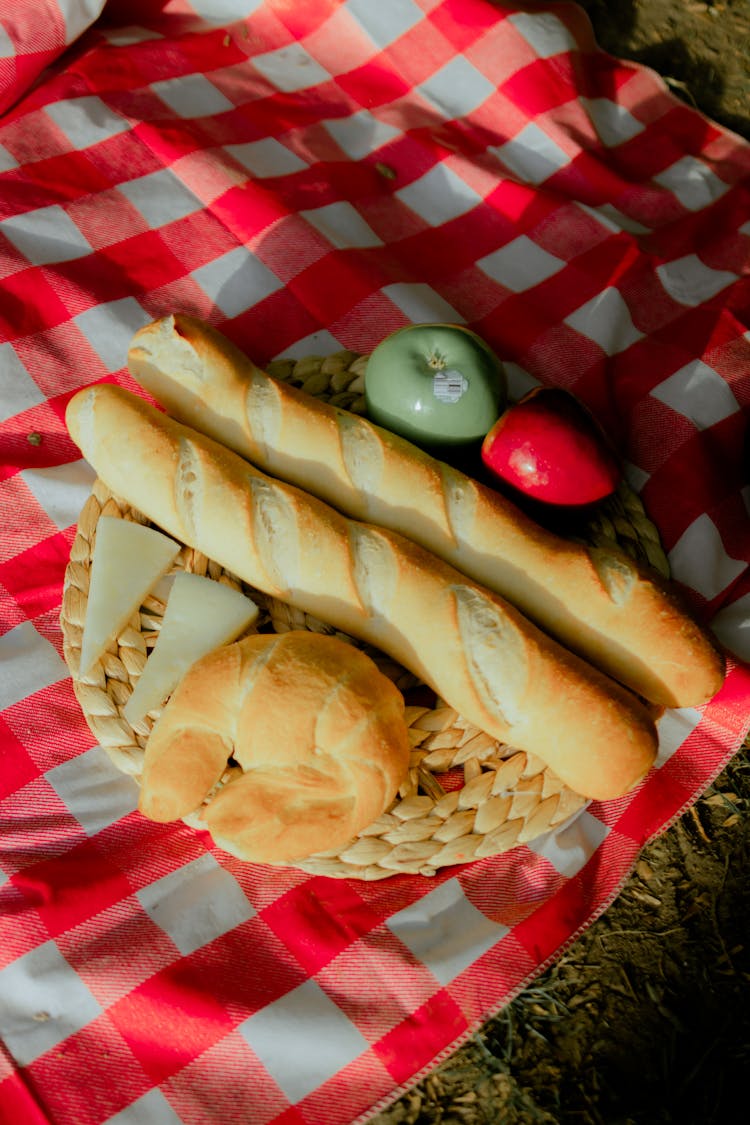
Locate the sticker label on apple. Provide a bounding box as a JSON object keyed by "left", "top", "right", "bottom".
{"left": 433, "top": 369, "right": 468, "bottom": 404}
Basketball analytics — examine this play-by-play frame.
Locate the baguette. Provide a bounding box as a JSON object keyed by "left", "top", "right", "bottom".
{"left": 127, "top": 314, "right": 725, "bottom": 709}
{"left": 65, "top": 381, "right": 658, "bottom": 801}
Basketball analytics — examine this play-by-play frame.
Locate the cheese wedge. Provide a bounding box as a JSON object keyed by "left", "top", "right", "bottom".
{"left": 79, "top": 517, "right": 181, "bottom": 677}
{"left": 123, "top": 571, "right": 259, "bottom": 726}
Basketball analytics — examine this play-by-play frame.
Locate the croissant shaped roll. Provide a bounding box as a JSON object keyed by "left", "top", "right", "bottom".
{"left": 139, "top": 631, "right": 412, "bottom": 864}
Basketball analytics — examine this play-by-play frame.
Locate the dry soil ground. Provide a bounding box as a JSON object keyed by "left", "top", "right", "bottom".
{"left": 370, "top": 3, "right": 750, "bottom": 1122}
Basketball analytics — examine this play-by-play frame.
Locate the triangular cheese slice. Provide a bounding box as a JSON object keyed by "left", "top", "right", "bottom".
{"left": 79, "top": 517, "right": 180, "bottom": 677}
{"left": 123, "top": 571, "right": 259, "bottom": 727}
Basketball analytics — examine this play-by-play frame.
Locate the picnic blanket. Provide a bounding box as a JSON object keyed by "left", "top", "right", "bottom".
{"left": 2, "top": 1, "right": 750, "bottom": 1122}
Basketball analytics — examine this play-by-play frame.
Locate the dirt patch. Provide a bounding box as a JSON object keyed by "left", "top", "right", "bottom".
{"left": 579, "top": 0, "right": 750, "bottom": 143}
{"left": 370, "top": 4, "right": 750, "bottom": 1123}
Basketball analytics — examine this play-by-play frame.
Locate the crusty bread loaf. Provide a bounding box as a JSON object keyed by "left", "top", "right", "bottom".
{"left": 66, "top": 381, "right": 658, "bottom": 801}
{"left": 127, "top": 314, "right": 725, "bottom": 709}
{"left": 138, "top": 631, "right": 411, "bottom": 864}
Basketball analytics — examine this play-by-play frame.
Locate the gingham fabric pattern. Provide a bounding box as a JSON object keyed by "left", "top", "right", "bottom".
{"left": 2, "top": 1, "right": 750, "bottom": 1122}
{"left": 0, "top": 1, "right": 107, "bottom": 117}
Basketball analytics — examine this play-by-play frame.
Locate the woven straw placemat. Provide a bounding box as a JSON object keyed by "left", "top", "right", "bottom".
{"left": 60, "top": 353, "right": 669, "bottom": 880}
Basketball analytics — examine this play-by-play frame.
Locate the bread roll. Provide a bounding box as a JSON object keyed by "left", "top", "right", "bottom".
{"left": 139, "top": 631, "right": 410, "bottom": 863}
{"left": 127, "top": 314, "right": 725, "bottom": 709}
{"left": 66, "top": 381, "right": 658, "bottom": 801}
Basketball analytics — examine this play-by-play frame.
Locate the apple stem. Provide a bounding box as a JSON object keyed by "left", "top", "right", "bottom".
{"left": 426, "top": 349, "right": 447, "bottom": 371}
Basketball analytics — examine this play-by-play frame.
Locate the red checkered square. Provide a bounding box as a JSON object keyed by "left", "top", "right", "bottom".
{"left": 162, "top": 1032, "right": 293, "bottom": 1125}
{"left": 374, "top": 989, "right": 469, "bottom": 1085}
{"left": 261, "top": 877, "right": 383, "bottom": 975}
{"left": 314, "top": 935, "right": 449, "bottom": 1043}
{"left": 501, "top": 56, "right": 579, "bottom": 117}
{"left": 23, "top": 1014, "right": 153, "bottom": 1125}
{"left": 0, "top": 532, "right": 73, "bottom": 622}
{"left": 3, "top": 681, "right": 90, "bottom": 772}
{"left": 107, "top": 971, "right": 237, "bottom": 1086}
{"left": 10, "top": 840, "right": 135, "bottom": 939}
{"left": 0, "top": 778, "right": 84, "bottom": 876}
{"left": 55, "top": 901, "right": 186, "bottom": 1008}
{"left": 0, "top": 717, "right": 40, "bottom": 799}
{"left": 0, "top": 881, "right": 51, "bottom": 970}
{"left": 290, "top": 1051, "right": 397, "bottom": 1124}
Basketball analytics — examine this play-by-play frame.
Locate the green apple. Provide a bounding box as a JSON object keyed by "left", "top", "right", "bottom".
{"left": 364, "top": 323, "right": 506, "bottom": 449}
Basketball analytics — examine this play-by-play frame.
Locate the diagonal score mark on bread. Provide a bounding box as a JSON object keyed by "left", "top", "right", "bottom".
{"left": 337, "top": 411, "right": 385, "bottom": 522}
{"left": 452, "top": 586, "right": 526, "bottom": 728}
{"left": 175, "top": 438, "right": 202, "bottom": 545}
{"left": 246, "top": 476, "right": 300, "bottom": 595}
{"left": 244, "top": 365, "right": 280, "bottom": 463}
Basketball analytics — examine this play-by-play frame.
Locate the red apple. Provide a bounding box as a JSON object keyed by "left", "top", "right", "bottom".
{"left": 480, "top": 387, "right": 621, "bottom": 506}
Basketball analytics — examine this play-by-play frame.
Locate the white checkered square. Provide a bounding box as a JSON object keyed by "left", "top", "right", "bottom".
{"left": 503, "top": 361, "right": 541, "bottom": 401}
{"left": 711, "top": 593, "right": 750, "bottom": 663}
{"left": 21, "top": 460, "right": 96, "bottom": 531}
{"left": 301, "top": 201, "right": 383, "bottom": 248}
{"left": 0, "top": 21, "right": 13, "bottom": 58}
{"left": 46, "top": 746, "right": 138, "bottom": 837}
{"left": 186, "top": 0, "right": 263, "bottom": 22}
{"left": 119, "top": 170, "right": 202, "bottom": 227}
{"left": 224, "top": 138, "right": 307, "bottom": 177}
{"left": 44, "top": 96, "right": 129, "bottom": 150}
{"left": 493, "top": 123, "right": 571, "bottom": 184}
{"left": 654, "top": 708, "right": 702, "bottom": 770}
{"left": 238, "top": 979, "right": 368, "bottom": 1102}
{"left": 386, "top": 878, "right": 507, "bottom": 985}
{"left": 395, "top": 164, "right": 482, "bottom": 225}
{"left": 102, "top": 26, "right": 162, "bottom": 46}
{"left": 564, "top": 287, "right": 643, "bottom": 354}
{"left": 136, "top": 854, "right": 255, "bottom": 956}
{"left": 576, "top": 201, "right": 650, "bottom": 235}
{"left": 0, "top": 621, "right": 69, "bottom": 711}
{"left": 580, "top": 97, "right": 644, "bottom": 147}
{"left": 2, "top": 204, "right": 92, "bottom": 266}
{"left": 252, "top": 43, "right": 332, "bottom": 93}
{"left": 418, "top": 56, "right": 495, "bottom": 119}
{"left": 656, "top": 254, "right": 737, "bottom": 307}
{"left": 322, "top": 110, "right": 401, "bottom": 160}
{"left": 152, "top": 74, "right": 235, "bottom": 117}
{"left": 73, "top": 297, "right": 151, "bottom": 371}
{"left": 654, "top": 155, "right": 729, "bottom": 211}
{"left": 0, "top": 144, "right": 17, "bottom": 171}
{"left": 477, "top": 235, "right": 565, "bottom": 292}
{"left": 651, "top": 360, "right": 740, "bottom": 429}
{"left": 0, "top": 940, "right": 103, "bottom": 1066}
{"left": 103, "top": 1088, "right": 184, "bottom": 1125}
{"left": 192, "top": 246, "right": 284, "bottom": 318}
{"left": 530, "top": 809, "right": 608, "bottom": 877}
{"left": 669, "top": 514, "right": 745, "bottom": 600}
{"left": 624, "top": 460, "right": 650, "bottom": 493}
{"left": 272, "top": 328, "right": 346, "bottom": 360}
{"left": 508, "top": 11, "right": 577, "bottom": 57}
{"left": 347, "top": 0, "right": 422, "bottom": 47}
{"left": 0, "top": 344, "right": 44, "bottom": 422}
{"left": 382, "top": 282, "right": 463, "bottom": 324}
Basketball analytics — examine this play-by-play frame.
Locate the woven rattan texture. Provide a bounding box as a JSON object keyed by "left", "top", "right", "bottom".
{"left": 60, "top": 355, "right": 669, "bottom": 879}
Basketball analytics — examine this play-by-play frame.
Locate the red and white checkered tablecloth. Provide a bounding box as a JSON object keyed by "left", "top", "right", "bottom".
{"left": 2, "top": 1, "right": 750, "bottom": 1121}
